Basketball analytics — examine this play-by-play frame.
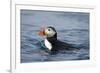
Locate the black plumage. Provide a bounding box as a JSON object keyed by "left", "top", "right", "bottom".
{"left": 47, "top": 33, "right": 76, "bottom": 54}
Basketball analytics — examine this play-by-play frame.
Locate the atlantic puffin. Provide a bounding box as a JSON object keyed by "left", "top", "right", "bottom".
{"left": 38, "top": 26, "right": 78, "bottom": 54}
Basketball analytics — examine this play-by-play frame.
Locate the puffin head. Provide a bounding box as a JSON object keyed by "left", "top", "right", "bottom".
{"left": 38, "top": 26, "right": 57, "bottom": 38}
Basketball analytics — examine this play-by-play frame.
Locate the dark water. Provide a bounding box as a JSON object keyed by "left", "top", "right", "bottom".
{"left": 21, "top": 10, "right": 90, "bottom": 63}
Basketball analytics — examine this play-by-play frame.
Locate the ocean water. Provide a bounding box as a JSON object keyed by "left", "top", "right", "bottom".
{"left": 21, "top": 10, "right": 90, "bottom": 63}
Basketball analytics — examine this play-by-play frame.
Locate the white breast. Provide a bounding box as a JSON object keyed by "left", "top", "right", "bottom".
{"left": 44, "top": 39, "right": 52, "bottom": 50}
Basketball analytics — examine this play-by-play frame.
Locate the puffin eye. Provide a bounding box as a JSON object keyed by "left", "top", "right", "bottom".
{"left": 48, "top": 28, "right": 51, "bottom": 31}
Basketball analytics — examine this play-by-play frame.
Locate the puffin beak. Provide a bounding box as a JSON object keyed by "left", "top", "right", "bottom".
{"left": 38, "top": 27, "right": 46, "bottom": 36}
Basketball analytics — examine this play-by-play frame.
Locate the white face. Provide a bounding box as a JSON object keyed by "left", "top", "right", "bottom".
{"left": 45, "top": 28, "right": 56, "bottom": 37}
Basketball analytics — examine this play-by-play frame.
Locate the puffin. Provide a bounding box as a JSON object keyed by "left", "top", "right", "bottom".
{"left": 38, "top": 26, "right": 78, "bottom": 54}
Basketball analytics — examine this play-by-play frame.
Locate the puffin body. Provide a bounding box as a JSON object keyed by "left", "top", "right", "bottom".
{"left": 44, "top": 39, "right": 52, "bottom": 50}
{"left": 38, "top": 26, "right": 77, "bottom": 54}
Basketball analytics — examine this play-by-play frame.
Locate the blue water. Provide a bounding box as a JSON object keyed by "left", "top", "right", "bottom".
{"left": 21, "top": 10, "right": 90, "bottom": 63}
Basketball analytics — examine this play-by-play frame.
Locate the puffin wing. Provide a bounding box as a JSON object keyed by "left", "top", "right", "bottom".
{"left": 53, "top": 40, "right": 76, "bottom": 51}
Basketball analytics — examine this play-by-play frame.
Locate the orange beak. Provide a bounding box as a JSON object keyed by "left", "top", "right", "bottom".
{"left": 38, "top": 27, "right": 45, "bottom": 36}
